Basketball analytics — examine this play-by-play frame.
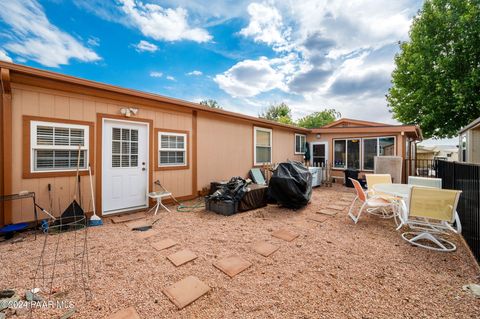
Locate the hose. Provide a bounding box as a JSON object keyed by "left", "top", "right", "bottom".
{"left": 176, "top": 198, "right": 205, "bottom": 212}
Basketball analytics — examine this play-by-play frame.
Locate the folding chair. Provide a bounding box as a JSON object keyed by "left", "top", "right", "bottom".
{"left": 399, "top": 187, "right": 462, "bottom": 252}
{"left": 347, "top": 178, "right": 392, "bottom": 224}
{"left": 365, "top": 174, "right": 397, "bottom": 218}
{"left": 147, "top": 180, "right": 175, "bottom": 215}
{"left": 407, "top": 176, "right": 442, "bottom": 189}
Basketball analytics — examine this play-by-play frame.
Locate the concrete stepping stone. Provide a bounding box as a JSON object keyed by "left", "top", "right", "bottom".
{"left": 163, "top": 276, "right": 210, "bottom": 309}
{"left": 213, "top": 256, "right": 252, "bottom": 278}
{"left": 272, "top": 229, "right": 299, "bottom": 242}
{"left": 111, "top": 212, "right": 145, "bottom": 224}
{"left": 326, "top": 204, "right": 347, "bottom": 211}
{"left": 317, "top": 209, "right": 338, "bottom": 216}
{"left": 307, "top": 215, "right": 328, "bottom": 223}
{"left": 167, "top": 249, "right": 198, "bottom": 267}
{"left": 108, "top": 306, "right": 140, "bottom": 319}
{"left": 253, "top": 241, "right": 279, "bottom": 257}
{"left": 125, "top": 219, "right": 149, "bottom": 230}
{"left": 136, "top": 229, "right": 157, "bottom": 239}
{"left": 151, "top": 239, "right": 177, "bottom": 251}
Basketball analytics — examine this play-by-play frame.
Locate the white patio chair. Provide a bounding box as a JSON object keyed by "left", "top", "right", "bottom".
{"left": 347, "top": 178, "right": 392, "bottom": 224}
{"left": 407, "top": 176, "right": 442, "bottom": 189}
{"left": 147, "top": 180, "right": 174, "bottom": 215}
{"left": 399, "top": 186, "right": 462, "bottom": 252}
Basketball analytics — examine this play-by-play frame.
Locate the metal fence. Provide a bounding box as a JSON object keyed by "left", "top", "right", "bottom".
{"left": 436, "top": 160, "right": 480, "bottom": 262}
{"left": 404, "top": 158, "right": 437, "bottom": 181}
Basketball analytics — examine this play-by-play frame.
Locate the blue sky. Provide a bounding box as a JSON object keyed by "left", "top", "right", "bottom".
{"left": 1, "top": 0, "right": 454, "bottom": 145}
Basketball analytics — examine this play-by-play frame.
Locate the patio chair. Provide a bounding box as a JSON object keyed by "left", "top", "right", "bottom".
{"left": 407, "top": 176, "right": 442, "bottom": 189}
{"left": 365, "top": 174, "right": 397, "bottom": 218}
{"left": 347, "top": 178, "right": 392, "bottom": 224}
{"left": 399, "top": 186, "right": 462, "bottom": 252}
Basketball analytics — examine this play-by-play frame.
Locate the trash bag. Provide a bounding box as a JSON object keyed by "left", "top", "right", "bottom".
{"left": 268, "top": 161, "right": 312, "bottom": 209}
{"left": 209, "top": 177, "right": 251, "bottom": 202}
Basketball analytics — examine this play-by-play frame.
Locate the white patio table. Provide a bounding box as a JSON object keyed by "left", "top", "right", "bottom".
{"left": 373, "top": 183, "right": 413, "bottom": 228}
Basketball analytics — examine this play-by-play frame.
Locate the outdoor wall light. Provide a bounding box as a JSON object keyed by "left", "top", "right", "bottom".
{"left": 316, "top": 134, "right": 321, "bottom": 139}
{"left": 120, "top": 107, "right": 138, "bottom": 117}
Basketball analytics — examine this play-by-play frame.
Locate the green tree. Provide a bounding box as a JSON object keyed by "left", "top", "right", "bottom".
{"left": 199, "top": 99, "right": 222, "bottom": 109}
{"left": 259, "top": 102, "right": 294, "bottom": 125}
{"left": 387, "top": 0, "right": 480, "bottom": 138}
{"left": 297, "top": 109, "right": 340, "bottom": 129}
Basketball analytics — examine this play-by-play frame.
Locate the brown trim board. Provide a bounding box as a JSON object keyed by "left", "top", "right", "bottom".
{"left": 1, "top": 68, "right": 12, "bottom": 225}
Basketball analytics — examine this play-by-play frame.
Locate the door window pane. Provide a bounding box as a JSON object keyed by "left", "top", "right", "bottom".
{"left": 363, "top": 139, "right": 377, "bottom": 170}
{"left": 334, "top": 140, "right": 346, "bottom": 168}
{"left": 379, "top": 137, "right": 395, "bottom": 156}
{"left": 112, "top": 128, "right": 139, "bottom": 168}
{"left": 347, "top": 140, "right": 360, "bottom": 169}
{"left": 313, "top": 144, "right": 326, "bottom": 167}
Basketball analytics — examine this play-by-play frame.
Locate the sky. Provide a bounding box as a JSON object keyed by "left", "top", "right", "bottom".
{"left": 0, "top": 0, "right": 458, "bottom": 145}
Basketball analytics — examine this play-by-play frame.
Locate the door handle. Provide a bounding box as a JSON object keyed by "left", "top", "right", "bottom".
{"left": 142, "top": 167, "right": 146, "bottom": 171}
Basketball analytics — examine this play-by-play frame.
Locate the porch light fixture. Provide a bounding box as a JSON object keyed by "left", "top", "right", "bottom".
{"left": 120, "top": 107, "right": 138, "bottom": 117}
{"left": 316, "top": 134, "right": 321, "bottom": 139}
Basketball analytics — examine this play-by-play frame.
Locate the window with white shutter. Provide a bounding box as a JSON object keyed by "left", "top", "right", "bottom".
{"left": 158, "top": 132, "right": 187, "bottom": 167}
{"left": 30, "top": 121, "right": 89, "bottom": 172}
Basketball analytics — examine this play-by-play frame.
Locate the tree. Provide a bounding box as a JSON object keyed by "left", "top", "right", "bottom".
{"left": 387, "top": 0, "right": 480, "bottom": 138}
{"left": 258, "top": 102, "right": 294, "bottom": 125}
{"left": 199, "top": 99, "right": 222, "bottom": 109}
{"left": 297, "top": 109, "right": 340, "bottom": 129}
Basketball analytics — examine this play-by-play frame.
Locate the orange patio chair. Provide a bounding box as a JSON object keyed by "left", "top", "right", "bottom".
{"left": 347, "top": 178, "right": 392, "bottom": 224}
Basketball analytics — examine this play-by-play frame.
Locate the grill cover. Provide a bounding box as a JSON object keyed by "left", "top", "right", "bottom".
{"left": 268, "top": 161, "right": 312, "bottom": 209}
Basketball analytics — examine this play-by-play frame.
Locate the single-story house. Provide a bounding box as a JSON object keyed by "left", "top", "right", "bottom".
{"left": 0, "top": 62, "right": 421, "bottom": 225}
{"left": 308, "top": 119, "right": 421, "bottom": 181}
{"left": 416, "top": 145, "right": 458, "bottom": 162}
{"left": 459, "top": 117, "right": 480, "bottom": 163}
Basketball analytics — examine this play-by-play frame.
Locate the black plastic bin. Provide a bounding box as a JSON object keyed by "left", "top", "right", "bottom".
{"left": 344, "top": 169, "right": 359, "bottom": 188}
{"left": 205, "top": 197, "right": 238, "bottom": 216}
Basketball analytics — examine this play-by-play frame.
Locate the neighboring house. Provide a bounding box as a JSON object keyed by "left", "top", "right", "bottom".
{"left": 0, "top": 62, "right": 422, "bottom": 225}
{"left": 459, "top": 117, "right": 480, "bottom": 163}
{"left": 308, "top": 119, "right": 421, "bottom": 181}
{"left": 417, "top": 145, "right": 459, "bottom": 162}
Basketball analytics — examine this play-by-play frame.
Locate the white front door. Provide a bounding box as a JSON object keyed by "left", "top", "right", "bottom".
{"left": 102, "top": 119, "right": 149, "bottom": 214}
{"left": 311, "top": 142, "right": 328, "bottom": 167}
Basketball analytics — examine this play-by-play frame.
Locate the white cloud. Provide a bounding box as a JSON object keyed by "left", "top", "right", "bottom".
{"left": 118, "top": 0, "right": 212, "bottom": 43}
{"left": 214, "top": 56, "right": 292, "bottom": 97}
{"left": 214, "top": 0, "right": 420, "bottom": 122}
{"left": 0, "top": 0, "right": 100, "bottom": 67}
{"left": 149, "top": 71, "right": 163, "bottom": 77}
{"left": 0, "top": 50, "right": 12, "bottom": 63}
{"left": 134, "top": 40, "right": 158, "bottom": 52}
{"left": 87, "top": 36, "right": 100, "bottom": 47}
{"left": 239, "top": 2, "right": 289, "bottom": 50}
{"left": 187, "top": 70, "right": 203, "bottom": 76}
{"left": 166, "top": 75, "right": 176, "bottom": 81}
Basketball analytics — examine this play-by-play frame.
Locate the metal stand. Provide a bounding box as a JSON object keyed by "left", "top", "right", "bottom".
{"left": 0, "top": 192, "right": 39, "bottom": 239}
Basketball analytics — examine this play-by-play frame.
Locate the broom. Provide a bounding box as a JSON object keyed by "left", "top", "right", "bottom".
{"left": 88, "top": 164, "right": 103, "bottom": 227}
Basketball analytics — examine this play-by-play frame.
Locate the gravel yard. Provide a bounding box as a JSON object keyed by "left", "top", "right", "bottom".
{"left": 1, "top": 184, "right": 479, "bottom": 318}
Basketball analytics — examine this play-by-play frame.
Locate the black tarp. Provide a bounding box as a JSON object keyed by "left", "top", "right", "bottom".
{"left": 268, "top": 161, "right": 312, "bottom": 209}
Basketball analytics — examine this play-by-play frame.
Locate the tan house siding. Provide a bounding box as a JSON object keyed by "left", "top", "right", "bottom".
{"left": 196, "top": 112, "right": 302, "bottom": 190}
{"left": 10, "top": 84, "right": 194, "bottom": 223}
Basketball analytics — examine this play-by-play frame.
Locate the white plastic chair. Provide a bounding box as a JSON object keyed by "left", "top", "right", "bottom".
{"left": 399, "top": 186, "right": 462, "bottom": 252}
{"left": 408, "top": 176, "right": 442, "bottom": 188}
{"left": 347, "top": 178, "right": 392, "bottom": 224}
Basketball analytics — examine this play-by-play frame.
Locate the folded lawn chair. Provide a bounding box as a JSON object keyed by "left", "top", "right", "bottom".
{"left": 347, "top": 178, "right": 392, "bottom": 224}
{"left": 399, "top": 186, "right": 462, "bottom": 252}
{"left": 407, "top": 176, "right": 442, "bottom": 188}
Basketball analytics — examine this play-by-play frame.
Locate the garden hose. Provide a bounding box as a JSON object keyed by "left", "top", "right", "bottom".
{"left": 176, "top": 198, "right": 206, "bottom": 212}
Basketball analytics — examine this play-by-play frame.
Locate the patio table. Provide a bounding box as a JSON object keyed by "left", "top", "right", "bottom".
{"left": 373, "top": 183, "right": 412, "bottom": 199}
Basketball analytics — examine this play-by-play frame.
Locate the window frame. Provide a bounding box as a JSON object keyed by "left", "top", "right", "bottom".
{"left": 23, "top": 116, "right": 95, "bottom": 178}
{"left": 332, "top": 136, "right": 397, "bottom": 171}
{"left": 361, "top": 136, "right": 396, "bottom": 171}
{"left": 254, "top": 126, "right": 273, "bottom": 166}
{"left": 154, "top": 129, "right": 189, "bottom": 170}
{"left": 294, "top": 133, "right": 307, "bottom": 155}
